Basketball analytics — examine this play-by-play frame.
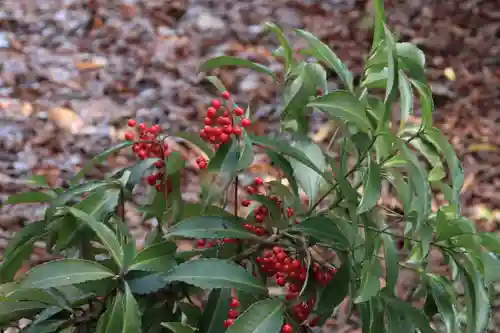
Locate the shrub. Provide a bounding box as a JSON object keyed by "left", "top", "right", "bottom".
{"left": 1, "top": 1, "right": 498, "bottom": 333}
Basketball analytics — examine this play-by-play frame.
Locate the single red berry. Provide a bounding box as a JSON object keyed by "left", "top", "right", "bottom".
{"left": 204, "top": 117, "right": 212, "bottom": 125}
{"left": 276, "top": 277, "right": 286, "bottom": 286}
{"left": 272, "top": 246, "right": 283, "bottom": 254}
{"left": 254, "top": 177, "right": 264, "bottom": 186}
{"left": 154, "top": 160, "right": 164, "bottom": 168}
{"left": 147, "top": 175, "right": 157, "bottom": 186}
{"left": 242, "top": 200, "right": 251, "bottom": 207}
{"left": 138, "top": 123, "right": 146, "bottom": 131}
{"left": 127, "top": 119, "right": 136, "bottom": 127}
{"left": 229, "top": 298, "right": 240, "bottom": 308}
{"left": 223, "top": 125, "right": 233, "bottom": 134}
{"left": 255, "top": 214, "right": 265, "bottom": 223}
{"left": 124, "top": 132, "right": 134, "bottom": 141}
{"left": 282, "top": 324, "right": 293, "bottom": 333}
{"left": 232, "top": 126, "right": 242, "bottom": 136}
{"left": 196, "top": 239, "right": 206, "bottom": 247}
{"left": 227, "top": 309, "right": 239, "bottom": 319}
{"left": 206, "top": 107, "right": 217, "bottom": 118}
{"left": 223, "top": 319, "right": 234, "bottom": 328}
{"left": 137, "top": 150, "right": 147, "bottom": 160}
{"left": 218, "top": 117, "right": 231, "bottom": 126}
{"left": 233, "top": 107, "right": 244, "bottom": 116}
{"left": 221, "top": 91, "right": 230, "bottom": 100}
{"left": 240, "top": 118, "right": 251, "bottom": 127}
{"left": 211, "top": 99, "right": 221, "bottom": 109}
{"left": 219, "top": 133, "right": 229, "bottom": 143}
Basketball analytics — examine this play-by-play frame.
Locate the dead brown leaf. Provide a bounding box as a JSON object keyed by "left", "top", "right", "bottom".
{"left": 47, "top": 107, "right": 85, "bottom": 134}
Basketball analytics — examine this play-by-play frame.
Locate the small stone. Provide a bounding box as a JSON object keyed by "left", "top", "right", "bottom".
{"left": 195, "top": 12, "right": 226, "bottom": 32}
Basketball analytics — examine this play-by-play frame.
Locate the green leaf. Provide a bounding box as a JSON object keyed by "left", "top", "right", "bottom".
{"left": 385, "top": 304, "right": 415, "bottom": 333}
{"left": 205, "top": 76, "right": 228, "bottom": 94}
{"left": 355, "top": 258, "right": 381, "bottom": 303}
{"left": 7, "top": 288, "right": 73, "bottom": 312}
{"left": 207, "top": 140, "right": 233, "bottom": 172}
{"left": 263, "top": 22, "right": 293, "bottom": 74}
{"left": 288, "top": 139, "right": 326, "bottom": 208}
{"left": 124, "top": 158, "right": 159, "bottom": 191}
{"left": 383, "top": 296, "right": 435, "bottom": 333}
{"left": 409, "top": 78, "right": 433, "bottom": 128}
{"left": 6, "top": 191, "right": 55, "bottom": 204}
{"left": 481, "top": 251, "right": 500, "bottom": 284}
{"left": 383, "top": 24, "right": 398, "bottom": 104}
{"left": 71, "top": 141, "right": 133, "bottom": 184}
{"left": 75, "top": 187, "right": 120, "bottom": 220}
{"left": 198, "top": 289, "right": 231, "bottom": 333}
{"left": 316, "top": 261, "right": 350, "bottom": 316}
{"left": 481, "top": 233, "right": 500, "bottom": 254}
{"left": 96, "top": 292, "right": 124, "bottom": 333}
{"left": 237, "top": 131, "right": 255, "bottom": 171}
{"left": 163, "top": 259, "right": 266, "bottom": 294}
{"left": 166, "top": 216, "right": 259, "bottom": 241}
{"left": 307, "top": 91, "right": 372, "bottom": 131}
{"left": 227, "top": 299, "right": 284, "bottom": 333}
{"left": 381, "top": 233, "right": 399, "bottom": 293}
{"left": 250, "top": 135, "right": 332, "bottom": 184}
{"left": 295, "top": 29, "right": 353, "bottom": 91}
{"left": 19, "top": 259, "right": 115, "bottom": 289}
{"left": 454, "top": 253, "right": 490, "bottom": 333}
{"left": 396, "top": 42, "right": 426, "bottom": 81}
{"left": 68, "top": 207, "right": 124, "bottom": 268}
{"left": 199, "top": 56, "right": 277, "bottom": 80}
{"left": 398, "top": 70, "right": 413, "bottom": 127}
{"left": 265, "top": 151, "right": 299, "bottom": 196}
{"left": 162, "top": 322, "right": 196, "bottom": 333}
{"left": 0, "top": 301, "right": 47, "bottom": 326}
{"left": 357, "top": 158, "right": 381, "bottom": 214}
{"left": 123, "top": 284, "right": 141, "bottom": 333}
{"left": 427, "top": 274, "right": 459, "bottom": 333}
{"left": 126, "top": 272, "right": 166, "bottom": 295}
{"left": 292, "top": 216, "right": 350, "bottom": 250}
{"left": 129, "top": 241, "right": 177, "bottom": 273}
{"left": 172, "top": 132, "right": 214, "bottom": 158}
{"left": 371, "top": 0, "right": 386, "bottom": 51}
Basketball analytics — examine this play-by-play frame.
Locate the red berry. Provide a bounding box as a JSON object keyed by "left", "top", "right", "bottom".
{"left": 154, "top": 160, "right": 164, "bottom": 168}
{"left": 124, "top": 132, "right": 134, "bottom": 141}
{"left": 218, "top": 117, "right": 231, "bottom": 126}
{"left": 223, "top": 319, "right": 234, "bottom": 328}
{"left": 206, "top": 107, "right": 217, "bottom": 118}
{"left": 276, "top": 277, "right": 286, "bottom": 286}
{"left": 204, "top": 117, "right": 212, "bottom": 125}
{"left": 219, "top": 133, "right": 229, "bottom": 143}
{"left": 240, "top": 118, "right": 251, "bottom": 127}
{"left": 232, "top": 126, "right": 242, "bottom": 136}
{"left": 233, "top": 107, "right": 244, "bottom": 116}
{"left": 221, "top": 91, "right": 230, "bottom": 100}
{"left": 227, "top": 309, "right": 239, "bottom": 319}
{"left": 255, "top": 214, "right": 265, "bottom": 223}
{"left": 138, "top": 150, "right": 147, "bottom": 160}
{"left": 196, "top": 239, "right": 206, "bottom": 247}
{"left": 273, "top": 246, "right": 283, "bottom": 254}
{"left": 229, "top": 298, "right": 240, "bottom": 308}
{"left": 138, "top": 123, "right": 146, "bottom": 131}
{"left": 223, "top": 125, "right": 233, "bottom": 134}
{"left": 211, "top": 99, "right": 221, "bottom": 109}
{"left": 254, "top": 177, "right": 264, "bottom": 186}
{"left": 127, "top": 119, "right": 136, "bottom": 127}
{"left": 282, "top": 324, "right": 293, "bottom": 333}
{"left": 147, "top": 175, "right": 157, "bottom": 185}
{"left": 242, "top": 200, "right": 251, "bottom": 207}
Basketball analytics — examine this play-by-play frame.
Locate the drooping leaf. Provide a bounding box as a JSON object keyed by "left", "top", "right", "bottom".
{"left": 20, "top": 259, "right": 115, "bottom": 289}
{"left": 357, "top": 158, "right": 381, "bottom": 214}
{"left": 71, "top": 141, "right": 133, "bottom": 184}
{"left": 307, "top": 91, "right": 372, "bottom": 132}
{"left": 263, "top": 22, "right": 293, "bottom": 74}
{"left": 0, "top": 301, "right": 47, "bottom": 326}
{"left": 398, "top": 70, "right": 413, "bottom": 127}
{"left": 381, "top": 233, "right": 399, "bottom": 294}
{"left": 96, "top": 292, "right": 124, "bottom": 333}
{"left": 124, "top": 158, "right": 159, "bottom": 191}
{"left": 355, "top": 257, "right": 381, "bottom": 303}
{"left": 166, "top": 216, "right": 259, "bottom": 241}
{"left": 292, "top": 216, "right": 350, "bottom": 250}
{"left": 123, "top": 284, "right": 141, "bottom": 333}
{"left": 172, "top": 132, "right": 214, "bottom": 158}
{"left": 227, "top": 299, "right": 284, "bottom": 333}
{"left": 396, "top": 42, "right": 426, "bottom": 81}
{"left": 199, "top": 56, "right": 277, "bottom": 80}
{"left": 409, "top": 78, "right": 433, "bottom": 128}
{"left": 288, "top": 139, "right": 326, "bottom": 209}
{"left": 5, "top": 191, "right": 56, "bottom": 204}
{"left": 163, "top": 259, "right": 266, "bottom": 294}
{"left": 383, "top": 296, "right": 435, "bottom": 333}
{"left": 481, "top": 233, "right": 500, "bottom": 254}
{"left": 68, "top": 207, "right": 124, "bottom": 268}
{"left": 295, "top": 29, "right": 353, "bottom": 91}
{"left": 198, "top": 289, "right": 231, "bottom": 333}
{"left": 129, "top": 241, "right": 177, "bottom": 273}
{"left": 427, "top": 273, "right": 459, "bottom": 333}
{"left": 265, "top": 150, "right": 299, "bottom": 196}
{"left": 236, "top": 131, "right": 255, "bottom": 171}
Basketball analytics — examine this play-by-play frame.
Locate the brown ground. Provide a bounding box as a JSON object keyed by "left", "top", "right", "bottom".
{"left": 0, "top": 0, "right": 499, "bottom": 331}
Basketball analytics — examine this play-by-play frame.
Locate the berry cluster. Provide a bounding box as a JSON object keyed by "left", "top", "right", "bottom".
{"left": 195, "top": 156, "right": 207, "bottom": 169}
{"left": 223, "top": 297, "right": 241, "bottom": 328}
{"left": 199, "top": 91, "right": 251, "bottom": 148}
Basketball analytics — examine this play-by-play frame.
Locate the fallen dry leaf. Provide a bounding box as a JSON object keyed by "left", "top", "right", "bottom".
{"left": 48, "top": 107, "right": 85, "bottom": 134}
{"left": 468, "top": 143, "right": 497, "bottom": 152}
{"left": 444, "top": 67, "right": 456, "bottom": 81}
{"left": 75, "top": 60, "right": 107, "bottom": 71}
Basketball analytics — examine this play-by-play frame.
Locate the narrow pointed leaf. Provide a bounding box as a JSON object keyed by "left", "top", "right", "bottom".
{"left": 6, "top": 191, "right": 55, "bottom": 204}
{"left": 227, "top": 299, "right": 284, "bottom": 333}
{"left": 307, "top": 91, "right": 372, "bottom": 131}
{"left": 163, "top": 259, "right": 266, "bottom": 294}
{"left": 129, "top": 241, "right": 177, "bottom": 273}
{"left": 20, "top": 259, "right": 115, "bottom": 289}
{"left": 198, "top": 289, "right": 231, "bottom": 333}
{"left": 398, "top": 71, "right": 413, "bottom": 126}
{"left": 162, "top": 322, "right": 196, "bottom": 333}
{"left": 264, "top": 23, "right": 293, "bottom": 73}
{"left": 68, "top": 207, "right": 124, "bottom": 267}
{"left": 409, "top": 78, "right": 433, "bottom": 128}
{"left": 292, "top": 216, "right": 350, "bottom": 250}
{"left": 96, "top": 292, "right": 124, "bottom": 333}
{"left": 123, "top": 284, "right": 141, "bottom": 333}
{"left": 357, "top": 159, "right": 381, "bottom": 214}
{"left": 167, "top": 216, "right": 259, "bottom": 241}
{"left": 199, "top": 56, "right": 277, "bottom": 80}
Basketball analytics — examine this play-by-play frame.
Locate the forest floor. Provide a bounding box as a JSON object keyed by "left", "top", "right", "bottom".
{"left": 0, "top": 0, "right": 499, "bottom": 331}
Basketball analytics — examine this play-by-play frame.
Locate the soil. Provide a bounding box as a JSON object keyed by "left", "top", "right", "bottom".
{"left": 0, "top": 0, "right": 499, "bottom": 331}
